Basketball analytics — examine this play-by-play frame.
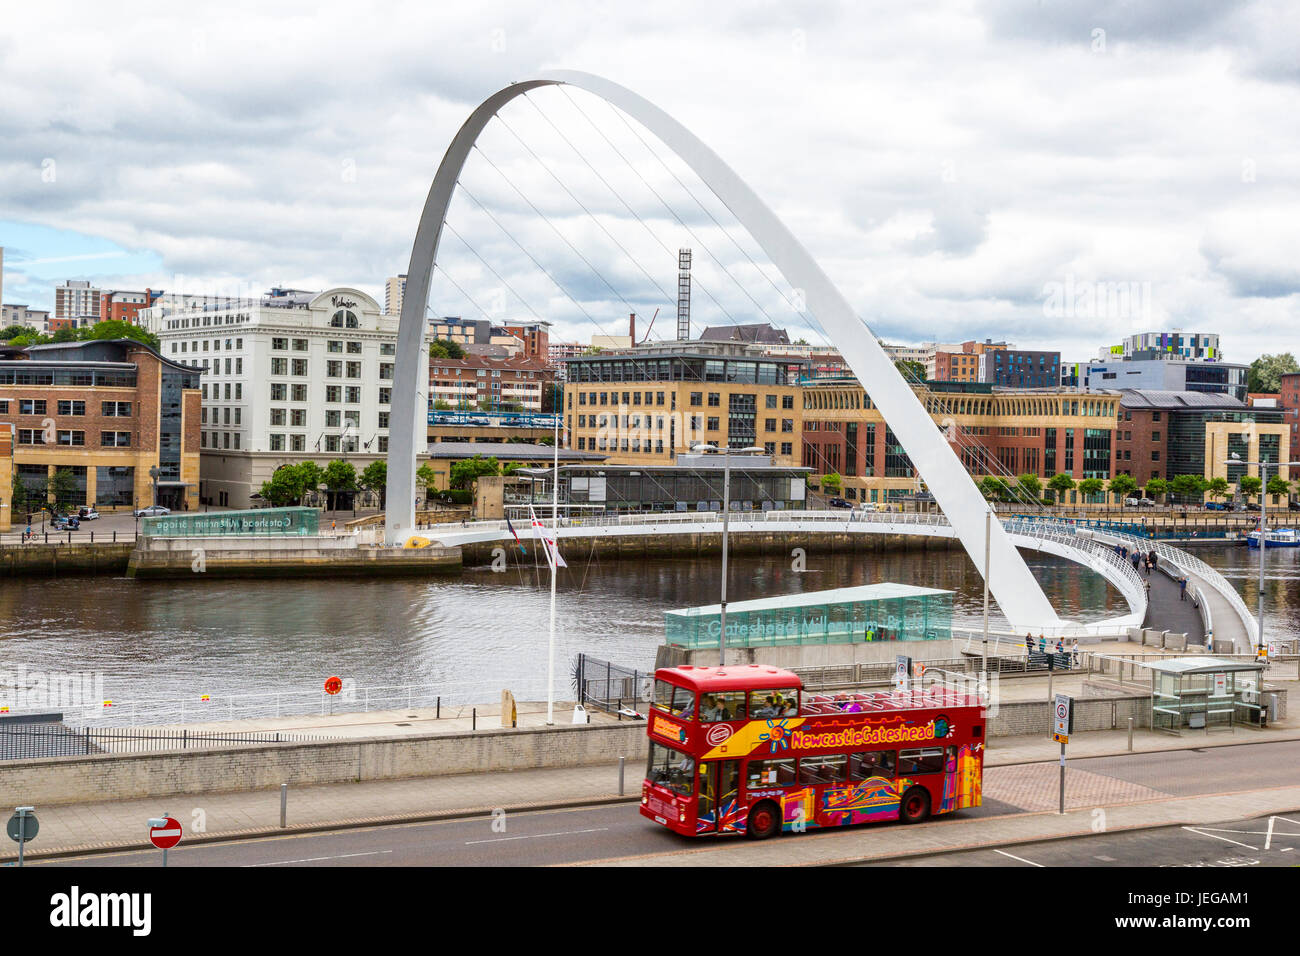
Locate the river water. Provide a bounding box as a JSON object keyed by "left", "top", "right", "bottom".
{"left": 0, "top": 544, "right": 1295, "bottom": 709}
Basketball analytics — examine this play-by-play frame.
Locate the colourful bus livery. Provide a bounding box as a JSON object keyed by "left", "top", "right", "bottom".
{"left": 642, "top": 664, "right": 985, "bottom": 839}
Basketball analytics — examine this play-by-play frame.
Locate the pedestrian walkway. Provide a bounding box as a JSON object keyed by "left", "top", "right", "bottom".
{"left": 6, "top": 723, "right": 1299, "bottom": 862}
{"left": 1141, "top": 563, "right": 1204, "bottom": 641}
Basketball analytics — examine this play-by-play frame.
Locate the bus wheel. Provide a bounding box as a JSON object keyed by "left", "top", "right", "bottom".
{"left": 900, "top": 787, "right": 931, "bottom": 824}
{"left": 746, "top": 801, "right": 781, "bottom": 839}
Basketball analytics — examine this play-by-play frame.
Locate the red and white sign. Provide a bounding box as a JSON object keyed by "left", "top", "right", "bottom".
{"left": 149, "top": 817, "right": 183, "bottom": 850}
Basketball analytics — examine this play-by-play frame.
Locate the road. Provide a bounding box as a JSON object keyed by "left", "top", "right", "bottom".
{"left": 36, "top": 739, "right": 1300, "bottom": 867}
{"left": 865, "top": 815, "right": 1300, "bottom": 867}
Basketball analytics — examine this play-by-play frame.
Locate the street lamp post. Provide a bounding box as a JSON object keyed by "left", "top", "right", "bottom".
{"left": 1225, "top": 452, "right": 1300, "bottom": 658}
{"left": 693, "top": 443, "right": 764, "bottom": 667}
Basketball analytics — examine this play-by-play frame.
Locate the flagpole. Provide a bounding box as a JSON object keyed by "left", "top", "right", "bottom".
{"left": 547, "top": 407, "right": 560, "bottom": 726}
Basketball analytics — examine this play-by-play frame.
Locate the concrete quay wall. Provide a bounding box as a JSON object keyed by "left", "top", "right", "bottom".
{"left": 126, "top": 535, "right": 461, "bottom": 579}
{"left": 0, "top": 542, "right": 133, "bottom": 577}
{"left": 461, "top": 529, "right": 961, "bottom": 565}
{"left": 0, "top": 721, "right": 649, "bottom": 806}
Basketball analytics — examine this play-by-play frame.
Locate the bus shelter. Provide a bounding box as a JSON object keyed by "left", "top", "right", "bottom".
{"left": 1147, "top": 656, "right": 1268, "bottom": 734}
{"left": 663, "top": 583, "right": 953, "bottom": 650}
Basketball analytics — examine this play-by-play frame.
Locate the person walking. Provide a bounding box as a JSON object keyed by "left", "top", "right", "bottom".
{"left": 1149, "top": 550, "right": 1158, "bottom": 573}
{"left": 1025, "top": 633, "right": 1034, "bottom": 658}
{"left": 1038, "top": 634, "right": 1046, "bottom": 654}
{"left": 1179, "top": 576, "right": 1188, "bottom": 601}
{"left": 1070, "top": 639, "right": 1080, "bottom": 667}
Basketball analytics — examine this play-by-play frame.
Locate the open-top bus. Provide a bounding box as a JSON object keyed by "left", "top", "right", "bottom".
{"left": 642, "top": 664, "right": 984, "bottom": 838}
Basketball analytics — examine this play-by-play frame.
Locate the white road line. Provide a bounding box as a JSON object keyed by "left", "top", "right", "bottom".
{"left": 993, "top": 849, "right": 1043, "bottom": 867}
{"left": 464, "top": 827, "right": 609, "bottom": 845}
{"left": 244, "top": 850, "right": 393, "bottom": 867}
{"left": 1182, "top": 827, "right": 1258, "bottom": 851}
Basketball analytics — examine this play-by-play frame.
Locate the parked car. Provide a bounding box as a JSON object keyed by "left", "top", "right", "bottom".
{"left": 827, "top": 498, "right": 853, "bottom": 510}
{"left": 1244, "top": 503, "right": 1261, "bottom": 512}
{"left": 78, "top": 507, "right": 100, "bottom": 520}
{"left": 1289, "top": 500, "right": 1300, "bottom": 512}
{"left": 51, "top": 515, "right": 80, "bottom": 531}
{"left": 133, "top": 504, "right": 171, "bottom": 518}
{"left": 1124, "top": 497, "right": 1156, "bottom": 507}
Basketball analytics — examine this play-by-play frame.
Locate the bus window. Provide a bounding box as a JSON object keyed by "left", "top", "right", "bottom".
{"left": 748, "top": 688, "right": 800, "bottom": 720}
{"left": 700, "top": 690, "right": 746, "bottom": 723}
{"left": 848, "top": 750, "right": 896, "bottom": 780}
{"left": 898, "top": 747, "right": 945, "bottom": 775}
{"left": 653, "top": 680, "right": 697, "bottom": 720}
{"left": 746, "top": 757, "right": 796, "bottom": 789}
{"left": 647, "top": 742, "right": 695, "bottom": 796}
{"left": 797, "top": 754, "right": 846, "bottom": 785}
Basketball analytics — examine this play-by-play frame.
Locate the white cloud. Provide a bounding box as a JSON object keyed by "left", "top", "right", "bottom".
{"left": 0, "top": 0, "right": 1297, "bottom": 360}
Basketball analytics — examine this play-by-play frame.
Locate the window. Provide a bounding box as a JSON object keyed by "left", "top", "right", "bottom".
{"left": 782, "top": 419, "right": 793, "bottom": 432}
{"left": 57, "top": 400, "right": 85, "bottom": 416}
{"left": 380, "top": 363, "right": 393, "bottom": 381}
{"left": 897, "top": 747, "right": 945, "bottom": 775}
{"left": 781, "top": 442, "right": 793, "bottom": 456}
{"left": 765, "top": 418, "right": 777, "bottom": 432}
{"left": 699, "top": 691, "right": 746, "bottom": 722}
{"left": 746, "top": 758, "right": 796, "bottom": 789}
{"left": 346, "top": 341, "right": 363, "bottom": 354}
{"left": 271, "top": 358, "right": 288, "bottom": 375}
{"left": 377, "top": 411, "right": 389, "bottom": 429}
{"left": 100, "top": 431, "right": 131, "bottom": 447}
{"left": 270, "top": 409, "right": 286, "bottom": 426}
{"left": 380, "top": 343, "right": 395, "bottom": 356}
{"left": 689, "top": 392, "right": 702, "bottom": 406}
{"left": 18, "top": 399, "right": 46, "bottom": 415}
{"left": 707, "top": 393, "right": 720, "bottom": 407}
{"left": 326, "top": 385, "right": 342, "bottom": 403}
{"left": 57, "top": 430, "right": 85, "bottom": 446}
{"left": 378, "top": 387, "right": 391, "bottom": 405}
{"left": 707, "top": 417, "right": 719, "bottom": 431}
{"left": 292, "top": 359, "right": 308, "bottom": 376}
{"left": 328, "top": 340, "right": 343, "bottom": 353}
{"left": 325, "top": 410, "right": 341, "bottom": 428}
{"left": 653, "top": 680, "right": 696, "bottom": 719}
{"left": 646, "top": 742, "right": 695, "bottom": 797}
{"left": 291, "top": 384, "right": 307, "bottom": 402}
{"left": 798, "top": 754, "right": 846, "bottom": 785}
{"left": 346, "top": 362, "right": 361, "bottom": 379}
{"left": 748, "top": 688, "right": 799, "bottom": 718}
{"left": 270, "top": 384, "right": 287, "bottom": 401}
{"left": 291, "top": 409, "right": 306, "bottom": 427}
{"left": 17, "top": 429, "right": 41, "bottom": 445}
{"left": 290, "top": 434, "right": 306, "bottom": 452}
{"left": 766, "top": 394, "right": 778, "bottom": 409}
{"left": 102, "top": 401, "right": 132, "bottom": 417}
{"left": 848, "top": 750, "right": 896, "bottom": 780}
{"left": 345, "top": 386, "right": 361, "bottom": 404}
{"left": 293, "top": 338, "right": 309, "bottom": 351}
{"left": 330, "top": 310, "right": 359, "bottom": 329}
{"left": 269, "top": 434, "right": 285, "bottom": 451}
{"left": 782, "top": 395, "right": 794, "bottom": 409}
{"left": 272, "top": 337, "right": 288, "bottom": 350}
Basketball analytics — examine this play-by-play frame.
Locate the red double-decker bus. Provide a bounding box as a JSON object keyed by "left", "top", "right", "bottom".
{"left": 641, "top": 664, "right": 984, "bottom": 838}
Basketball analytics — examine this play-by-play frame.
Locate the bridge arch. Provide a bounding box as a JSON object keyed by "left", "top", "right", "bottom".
{"left": 386, "top": 70, "right": 1064, "bottom": 633}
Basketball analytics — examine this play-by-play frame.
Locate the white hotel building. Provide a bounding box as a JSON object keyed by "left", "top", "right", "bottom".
{"left": 141, "top": 287, "right": 429, "bottom": 507}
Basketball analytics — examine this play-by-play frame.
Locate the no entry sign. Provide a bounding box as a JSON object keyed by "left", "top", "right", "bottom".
{"left": 149, "top": 816, "right": 183, "bottom": 850}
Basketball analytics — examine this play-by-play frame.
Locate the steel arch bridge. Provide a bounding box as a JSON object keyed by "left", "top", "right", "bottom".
{"left": 385, "top": 71, "right": 1063, "bottom": 633}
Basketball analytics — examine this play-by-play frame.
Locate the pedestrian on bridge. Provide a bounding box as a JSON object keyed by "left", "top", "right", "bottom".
{"left": 1179, "top": 576, "right": 1188, "bottom": 601}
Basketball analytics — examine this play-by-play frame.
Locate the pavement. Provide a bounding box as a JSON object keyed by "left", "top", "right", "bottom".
{"left": 8, "top": 722, "right": 1300, "bottom": 865}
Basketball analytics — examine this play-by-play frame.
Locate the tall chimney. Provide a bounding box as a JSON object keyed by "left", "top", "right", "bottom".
{"left": 629, "top": 312, "right": 636, "bottom": 344}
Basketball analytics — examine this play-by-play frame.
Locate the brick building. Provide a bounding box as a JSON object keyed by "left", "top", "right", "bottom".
{"left": 0, "top": 339, "right": 202, "bottom": 517}
{"left": 430, "top": 353, "right": 553, "bottom": 412}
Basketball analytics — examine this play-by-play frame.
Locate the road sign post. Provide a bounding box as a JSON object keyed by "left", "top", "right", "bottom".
{"left": 1052, "top": 694, "right": 1074, "bottom": 814}
{"left": 7, "top": 807, "right": 38, "bottom": 867}
{"left": 148, "top": 814, "right": 182, "bottom": 866}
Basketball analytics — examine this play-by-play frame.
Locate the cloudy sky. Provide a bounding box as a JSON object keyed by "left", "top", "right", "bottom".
{"left": 1, "top": 0, "right": 1297, "bottom": 361}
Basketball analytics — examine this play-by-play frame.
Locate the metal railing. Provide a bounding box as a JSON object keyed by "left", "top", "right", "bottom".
{"left": 0, "top": 723, "right": 327, "bottom": 761}
{"left": 572, "top": 654, "right": 651, "bottom": 717}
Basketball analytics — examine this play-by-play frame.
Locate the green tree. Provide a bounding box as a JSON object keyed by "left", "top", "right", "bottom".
{"left": 1144, "top": 477, "right": 1169, "bottom": 501}
{"left": 323, "top": 460, "right": 358, "bottom": 510}
{"left": 1169, "top": 474, "right": 1207, "bottom": 502}
{"left": 414, "top": 462, "right": 439, "bottom": 503}
{"left": 428, "top": 338, "right": 466, "bottom": 360}
{"left": 1238, "top": 475, "right": 1263, "bottom": 498}
{"left": 47, "top": 468, "right": 78, "bottom": 513}
{"left": 258, "top": 461, "right": 324, "bottom": 507}
{"left": 894, "top": 359, "right": 926, "bottom": 382}
{"left": 1077, "top": 477, "right": 1105, "bottom": 499}
{"left": 541, "top": 382, "right": 562, "bottom": 413}
{"left": 0, "top": 324, "right": 31, "bottom": 341}
{"left": 536, "top": 434, "right": 555, "bottom": 447}
{"left": 1107, "top": 473, "right": 1137, "bottom": 502}
{"left": 1205, "top": 476, "right": 1230, "bottom": 500}
{"left": 821, "top": 472, "right": 843, "bottom": 495}
{"left": 360, "top": 460, "right": 387, "bottom": 508}
{"left": 1266, "top": 474, "right": 1290, "bottom": 498}
{"left": 450, "top": 455, "right": 500, "bottom": 490}
{"left": 11, "top": 471, "right": 41, "bottom": 516}
{"left": 1016, "top": 473, "right": 1043, "bottom": 500}
{"left": 979, "top": 476, "right": 1009, "bottom": 500}
{"left": 50, "top": 327, "right": 80, "bottom": 343}
{"left": 1047, "top": 472, "right": 1076, "bottom": 504}
{"left": 4, "top": 331, "right": 50, "bottom": 347}
{"left": 82, "top": 319, "right": 160, "bottom": 350}
{"left": 432, "top": 399, "right": 452, "bottom": 411}
{"left": 1247, "top": 352, "right": 1299, "bottom": 394}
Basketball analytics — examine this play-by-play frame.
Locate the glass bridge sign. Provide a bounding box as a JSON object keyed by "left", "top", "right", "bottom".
{"left": 663, "top": 583, "right": 954, "bottom": 650}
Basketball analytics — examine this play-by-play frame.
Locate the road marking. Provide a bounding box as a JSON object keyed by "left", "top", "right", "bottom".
{"left": 993, "top": 849, "right": 1042, "bottom": 867}
{"left": 1182, "top": 827, "right": 1258, "bottom": 851}
{"left": 465, "top": 827, "right": 609, "bottom": 845}
{"left": 244, "top": 850, "right": 393, "bottom": 867}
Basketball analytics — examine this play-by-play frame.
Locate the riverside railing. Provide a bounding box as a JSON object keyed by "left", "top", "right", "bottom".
{"left": 0, "top": 724, "right": 328, "bottom": 760}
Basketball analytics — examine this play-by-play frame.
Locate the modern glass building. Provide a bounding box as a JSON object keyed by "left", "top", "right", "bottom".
{"left": 663, "top": 583, "right": 954, "bottom": 650}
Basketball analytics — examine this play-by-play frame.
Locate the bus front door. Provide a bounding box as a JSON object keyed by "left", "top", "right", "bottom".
{"left": 696, "top": 760, "right": 741, "bottom": 833}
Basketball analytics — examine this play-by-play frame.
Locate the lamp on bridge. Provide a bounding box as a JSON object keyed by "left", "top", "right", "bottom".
{"left": 1224, "top": 451, "right": 1300, "bottom": 660}
{"left": 692, "top": 443, "right": 765, "bottom": 667}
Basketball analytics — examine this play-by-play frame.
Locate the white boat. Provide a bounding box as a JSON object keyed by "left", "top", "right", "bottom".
{"left": 1246, "top": 528, "right": 1300, "bottom": 549}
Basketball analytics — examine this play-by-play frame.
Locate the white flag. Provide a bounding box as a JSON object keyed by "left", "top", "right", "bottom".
{"left": 528, "top": 506, "right": 567, "bottom": 569}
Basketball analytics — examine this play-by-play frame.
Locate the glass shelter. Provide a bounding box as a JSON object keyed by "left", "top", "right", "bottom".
{"left": 663, "top": 583, "right": 953, "bottom": 650}
{"left": 1148, "top": 657, "right": 1269, "bottom": 734}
